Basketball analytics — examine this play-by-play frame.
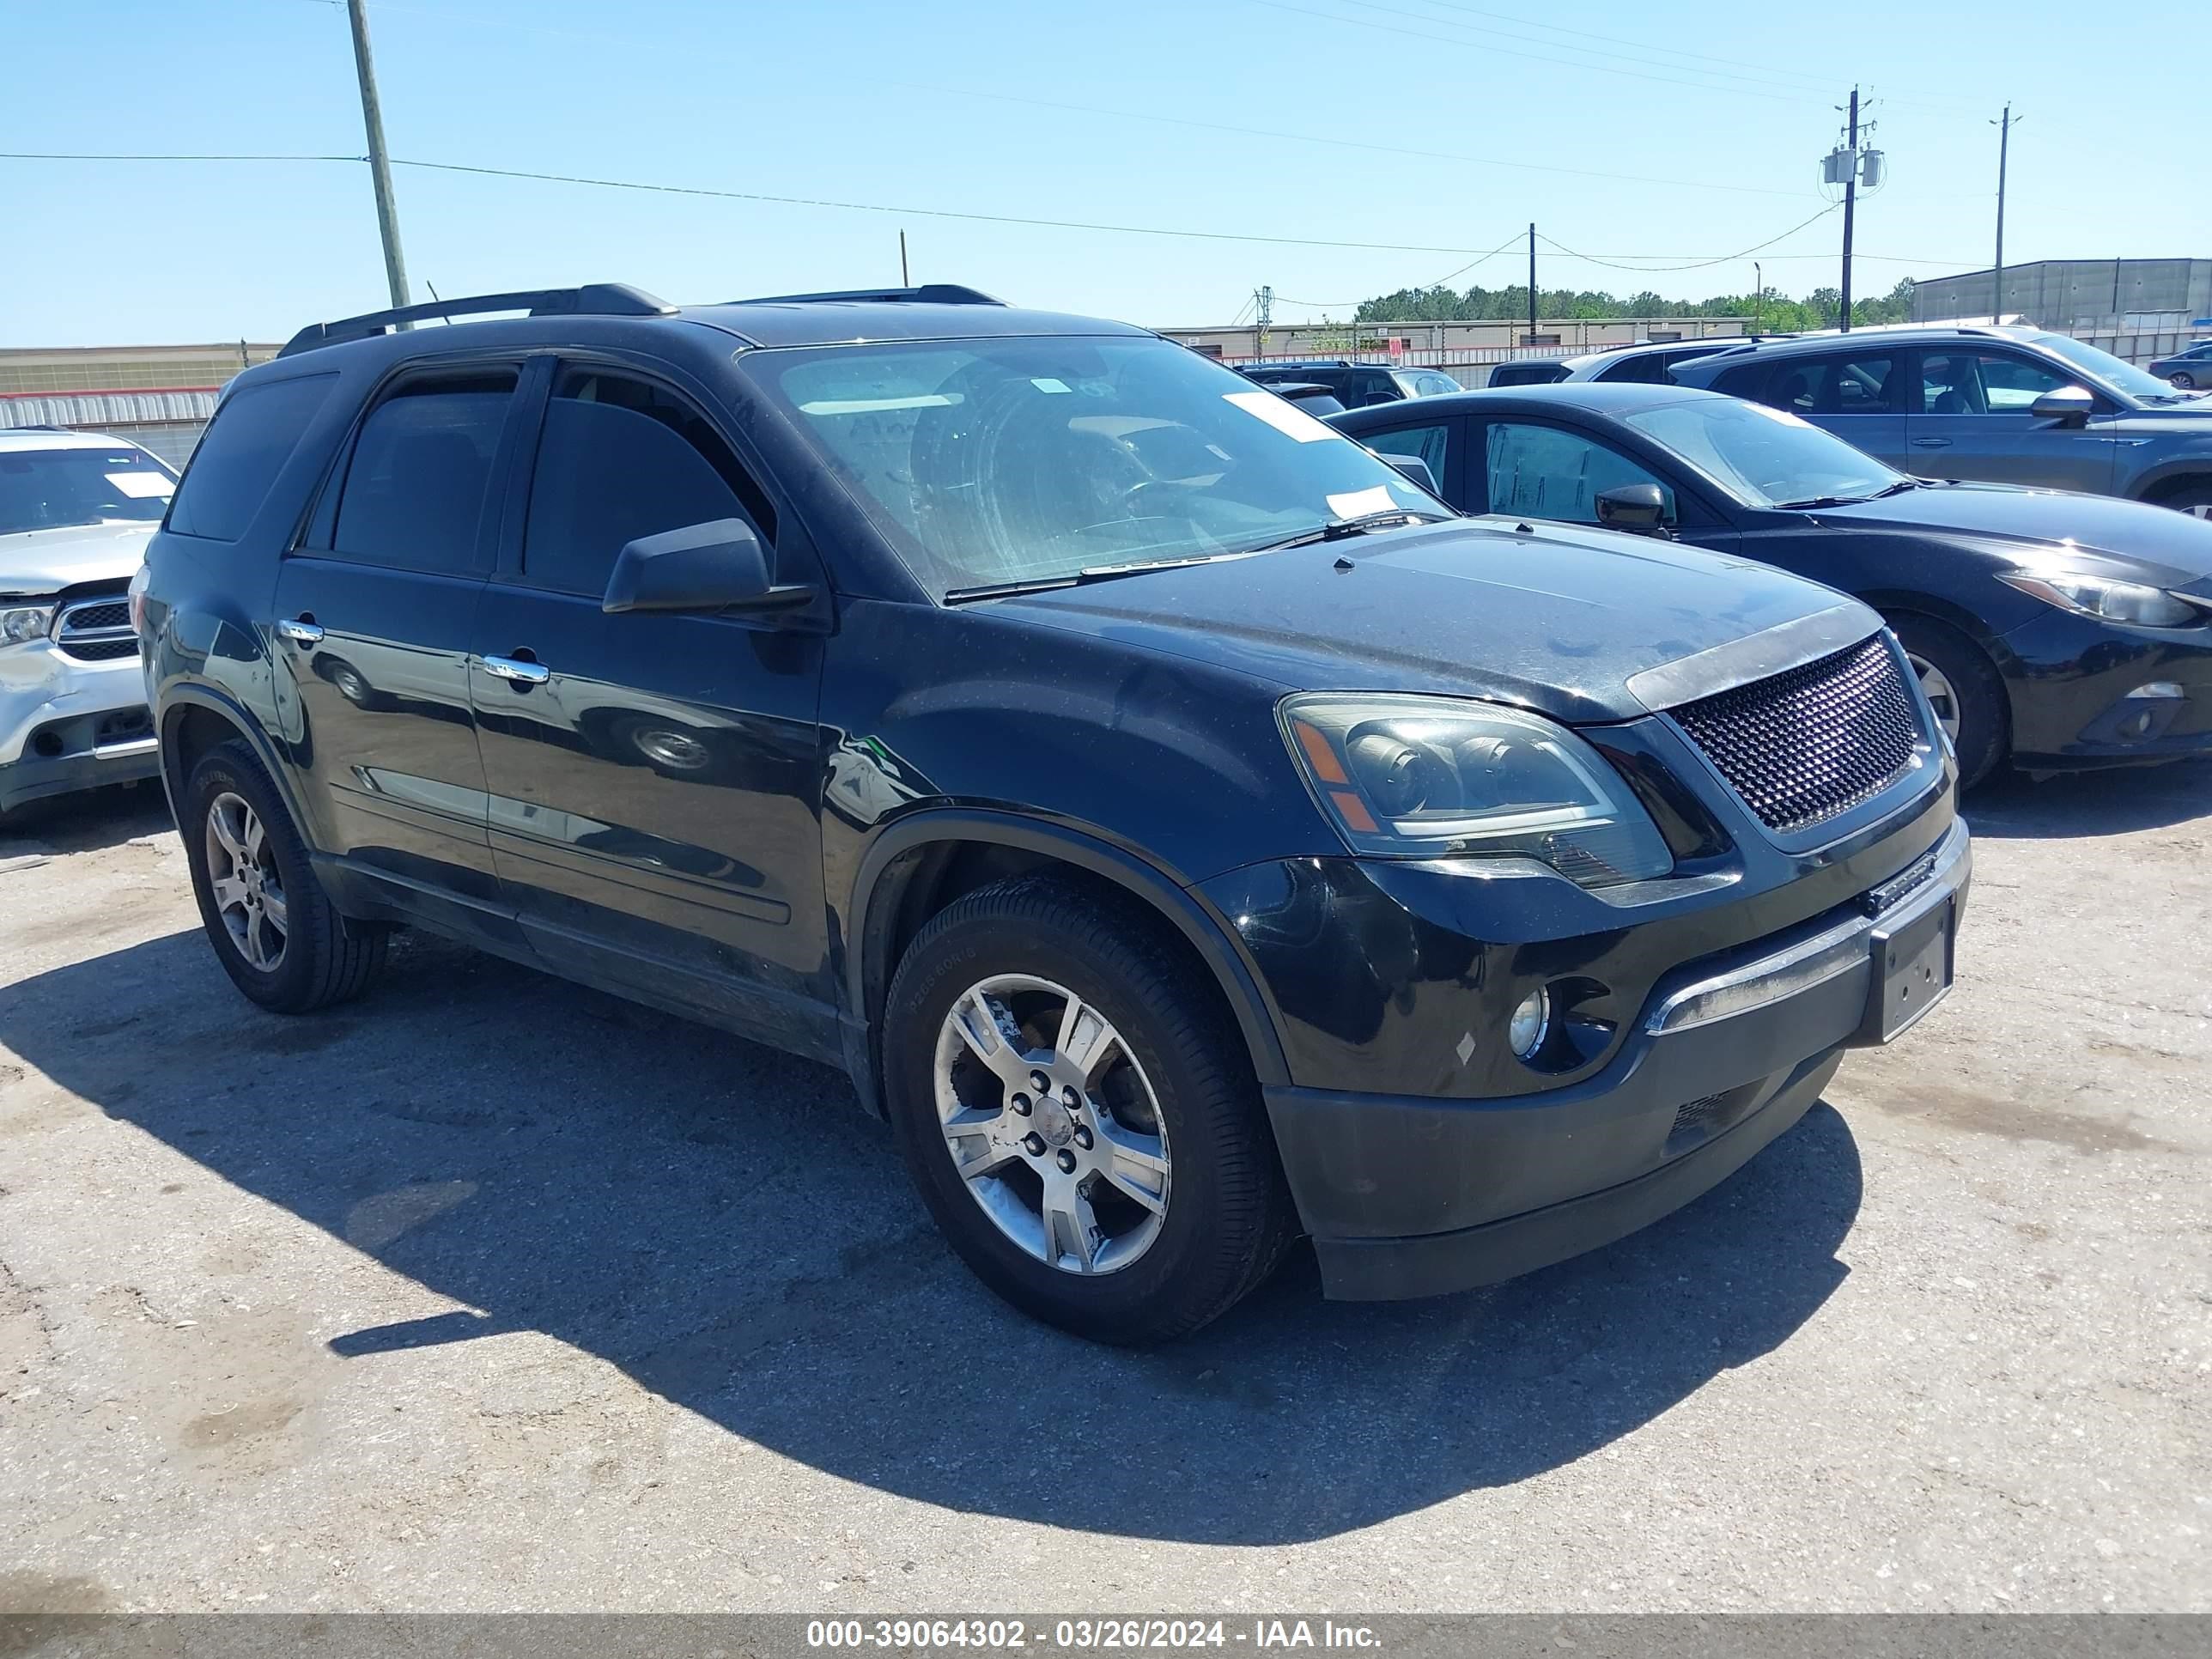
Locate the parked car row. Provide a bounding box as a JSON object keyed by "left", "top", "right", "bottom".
{"left": 15, "top": 285, "right": 2204, "bottom": 1348}
{"left": 1334, "top": 383, "right": 2212, "bottom": 785}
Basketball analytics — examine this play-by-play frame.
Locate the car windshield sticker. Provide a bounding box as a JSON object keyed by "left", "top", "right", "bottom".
{"left": 107, "top": 471, "right": 174, "bottom": 498}
{"left": 1030, "top": 378, "right": 1073, "bottom": 394}
{"left": 1326, "top": 485, "right": 1398, "bottom": 520}
{"left": 1224, "top": 390, "right": 1343, "bottom": 443}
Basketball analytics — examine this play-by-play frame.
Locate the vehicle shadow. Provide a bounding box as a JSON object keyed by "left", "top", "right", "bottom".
{"left": 0, "top": 783, "right": 173, "bottom": 856}
{"left": 1, "top": 928, "right": 1864, "bottom": 1546}
{"left": 1964, "top": 757, "right": 2212, "bottom": 840}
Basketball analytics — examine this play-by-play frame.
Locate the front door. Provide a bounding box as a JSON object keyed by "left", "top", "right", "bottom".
{"left": 467, "top": 361, "right": 833, "bottom": 1051}
{"left": 270, "top": 366, "right": 521, "bottom": 911}
{"left": 1905, "top": 348, "right": 2118, "bottom": 493}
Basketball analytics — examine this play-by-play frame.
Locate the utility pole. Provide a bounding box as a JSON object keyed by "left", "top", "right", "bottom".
{"left": 1839, "top": 85, "right": 1859, "bottom": 332}
{"left": 1991, "top": 105, "right": 2014, "bottom": 322}
{"left": 900, "top": 229, "right": 909, "bottom": 287}
{"left": 1526, "top": 222, "right": 1537, "bottom": 349}
{"left": 345, "top": 0, "right": 410, "bottom": 315}
{"left": 1254, "top": 285, "right": 1273, "bottom": 361}
{"left": 1753, "top": 261, "right": 1763, "bottom": 333}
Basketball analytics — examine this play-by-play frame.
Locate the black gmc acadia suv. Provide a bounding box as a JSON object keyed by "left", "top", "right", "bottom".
{"left": 136, "top": 283, "right": 1971, "bottom": 1344}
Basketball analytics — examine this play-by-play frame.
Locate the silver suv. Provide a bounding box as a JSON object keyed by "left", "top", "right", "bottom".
{"left": 0, "top": 429, "right": 168, "bottom": 823}
{"left": 1672, "top": 325, "right": 2212, "bottom": 516}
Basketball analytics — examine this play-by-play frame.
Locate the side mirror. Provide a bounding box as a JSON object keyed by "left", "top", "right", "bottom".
{"left": 1595, "top": 483, "right": 1671, "bottom": 537}
{"left": 601, "top": 519, "right": 810, "bottom": 615}
{"left": 1381, "top": 453, "right": 1440, "bottom": 495}
{"left": 2030, "top": 385, "right": 2095, "bottom": 427}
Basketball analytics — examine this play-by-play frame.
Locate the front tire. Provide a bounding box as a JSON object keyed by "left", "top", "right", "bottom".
{"left": 882, "top": 875, "right": 1294, "bottom": 1345}
{"left": 2154, "top": 477, "right": 2212, "bottom": 520}
{"left": 1889, "top": 617, "right": 2007, "bottom": 789}
{"left": 182, "top": 740, "right": 388, "bottom": 1013}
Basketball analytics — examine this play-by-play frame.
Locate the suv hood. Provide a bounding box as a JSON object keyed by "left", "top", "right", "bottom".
{"left": 990, "top": 517, "right": 1880, "bottom": 724}
{"left": 1815, "top": 482, "right": 2212, "bottom": 592}
{"left": 0, "top": 520, "right": 157, "bottom": 594}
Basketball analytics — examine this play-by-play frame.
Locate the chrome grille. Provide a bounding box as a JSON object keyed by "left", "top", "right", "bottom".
{"left": 55, "top": 597, "right": 141, "bottom": 664}
{"left": 1671, "top": 636, "right": 1921, "bottom": 835}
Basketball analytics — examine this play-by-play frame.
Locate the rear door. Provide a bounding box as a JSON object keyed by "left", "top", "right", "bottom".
{"left": 468, "top": 358, "right": 833, "bottom": 1047}
{"left": 1905, "top": 347, "right": 2118, "bottom": 493}
{"left": 1748, "top": 349, "right": 1910, "bottom": 470}
{"left": 270, "top": 364, "right": 520, "bottom": 911}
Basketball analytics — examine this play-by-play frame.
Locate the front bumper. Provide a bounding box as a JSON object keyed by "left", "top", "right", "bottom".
{"left": 1261, "top": 817, "right": 1970, "bottom": 1300}
{"left": 1998, "top": 609, "right": 2212, "bottom": 769}
{"left": 0, "top": 644, "right": 157, "bottom": 814}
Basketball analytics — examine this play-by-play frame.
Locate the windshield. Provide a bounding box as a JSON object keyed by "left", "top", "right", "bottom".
{"left": 0, "top": 443, "right": 176, "bottom": 537}
{"left": 2031, "top": 333, "right": 2198, "bottom": 403}
{"left": 1625, "top": 397, "right": 1905, "bottom": 507}
{"left": 754, "top": 336, "right": 1438, "bottom": 595}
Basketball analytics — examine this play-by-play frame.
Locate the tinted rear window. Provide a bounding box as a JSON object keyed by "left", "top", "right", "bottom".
{"left": 166, "top": 373, "right": 337, "bottom": 541}
{"left": 331, "top": 373, "right": 515, "bottom": 574}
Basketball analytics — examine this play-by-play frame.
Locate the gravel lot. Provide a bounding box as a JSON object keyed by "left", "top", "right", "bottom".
{"left": 2, "top": 767, "right": 2208, "bottom": 1614}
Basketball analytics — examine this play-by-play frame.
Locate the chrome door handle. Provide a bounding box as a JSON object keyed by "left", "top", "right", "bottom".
{"left": 276, "top": 617, "right": 325, "bottom": 644}
{"left": 483, "top": 654, "right": 550, "bottom": 685}
{"left": 1911, "top": 437, "right": 1953, "bottom": 448}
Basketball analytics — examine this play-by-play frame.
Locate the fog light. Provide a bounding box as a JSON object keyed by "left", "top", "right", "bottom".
{"left": 1510, "top": 988, "right": 1551, "bottom": 1060}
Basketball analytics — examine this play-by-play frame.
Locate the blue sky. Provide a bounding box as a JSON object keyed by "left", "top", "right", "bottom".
{"left": 3, "top": 0, "right": 2204, "bottom": 345}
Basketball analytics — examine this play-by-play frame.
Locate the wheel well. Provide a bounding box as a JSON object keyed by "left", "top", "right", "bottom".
{"left": 2141, "top": 471, "right": 2212, "bottom": 507}
{"left": 855, "top": 837, "right": 1267, "bottom": 1116}
{"left": 162, "top": 704, "right": 246, "bottom": 798}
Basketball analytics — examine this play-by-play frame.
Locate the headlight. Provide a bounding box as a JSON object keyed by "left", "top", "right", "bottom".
{"left": 1997, "top": 570, "right": 2204, "bottom": 628}
{"left": 1, "top": 602, "right": 57, "bottom": 647}
{"left": 1281, "top": 693, "right": 1673, "bottom": 885}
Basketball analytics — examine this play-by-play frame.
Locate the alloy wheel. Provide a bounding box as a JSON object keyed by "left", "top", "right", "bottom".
{"left": 631, "top": 726, "right": 711, "bottom": 771}
{"left": 932, "top": 973, "right": 1170, "bottom": 1275}
{"left": 1906, "top": 651, "right": 1962, "bottom": 747}
{"left": 205, "top": 791, "right": 288, "bottom": 971}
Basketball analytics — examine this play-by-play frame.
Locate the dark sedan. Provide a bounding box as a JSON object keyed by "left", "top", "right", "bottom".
{"left": 1334, "top": 384, "right": 2212, "bottom": 784}
{"left": 2148, "top": 341, "right": 2212, "bottom": 391}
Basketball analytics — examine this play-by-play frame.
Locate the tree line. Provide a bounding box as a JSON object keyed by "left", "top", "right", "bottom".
{"left": 1351, "top": 276, "right": 1918, "bottom": 331}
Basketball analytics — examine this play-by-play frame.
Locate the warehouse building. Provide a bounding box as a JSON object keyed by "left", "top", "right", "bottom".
{"left": 1912, "top": 258, "right": 2210, "bottom": 364}
{"left": 0, "top": 343, "right": 279, "bottom": 467}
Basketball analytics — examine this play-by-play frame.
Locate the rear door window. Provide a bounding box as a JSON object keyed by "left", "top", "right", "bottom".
{"left": 1482, "top": 421, "right": 1674, "bottom": 523}
{"left": 166, "top": 372, "right": 337, "bottom": 542}
{"left": 1364, "top": 421, "right": 1454, "bottom": 490}
{"left": 330, "top": 372, "right": 516, "bottom": 574}
{"left": 520, "top": 368, "right": 775, "bottom": 599}
{"left": 1759, "top": 354, "right": 1898, "bottom": 416}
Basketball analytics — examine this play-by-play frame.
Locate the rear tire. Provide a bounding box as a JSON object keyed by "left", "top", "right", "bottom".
{"left": 182, "top": 740, "right": 387, "bottom": 1013}
{"left": 2170, "top": 371, "right": 2196, "bottom": 391}
{"left": 882, "top": 874, "right": 1295, "bottom": 1346}
{"left": 1888, "top": 617, "right": 2007, "bottom": 789}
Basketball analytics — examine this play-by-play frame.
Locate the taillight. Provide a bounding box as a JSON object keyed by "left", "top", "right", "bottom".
{"left": 127, "top": 562, "right": 151, "bottom": 638}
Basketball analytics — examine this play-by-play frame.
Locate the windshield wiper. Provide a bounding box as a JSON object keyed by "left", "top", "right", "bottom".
{"left": 943, "top": 550, "right": 1249, "bottom": 604}
{"left": 1869, "top": 479, "right": 1920, "bottom": 497}
{"left": 1243, "top": 507, "right": 1453, "bottom": 555}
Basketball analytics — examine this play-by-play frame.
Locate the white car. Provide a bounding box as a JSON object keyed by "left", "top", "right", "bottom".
{"left": 0, "top": 429, "right": 173, "bottom": 823}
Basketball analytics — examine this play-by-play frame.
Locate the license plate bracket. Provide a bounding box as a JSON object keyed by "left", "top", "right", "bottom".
{"left": 1867, "top": 897, "right": 1955, "bottom": 1042}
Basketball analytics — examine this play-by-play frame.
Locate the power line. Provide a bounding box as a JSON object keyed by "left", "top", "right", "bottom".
{"left": 345, "top": 0, "right": 1813, "bottom": 200}
{"left": 1534, "top": 205, "right": 1838, "bottom": 273}
{"left": 0, "top": 151, "right": 1976, "bottom": 273}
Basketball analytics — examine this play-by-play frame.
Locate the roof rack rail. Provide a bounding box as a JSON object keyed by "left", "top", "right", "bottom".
{"left": 277, "top": 283, "right": 678, "bottom": 358}
{"left": 727, "top": 284, "right": 1004, "bottom": 307}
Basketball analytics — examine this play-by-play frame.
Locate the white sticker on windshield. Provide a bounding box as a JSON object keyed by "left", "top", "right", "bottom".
{"left": 1326, "top": 485, "right": 1399, "bottom": 520}
{"left": 1743, "top": 401, "right": 1816, "bottom": 430}
{"left": 107, "top": 471, "right": 173, "bottom": 498}
{"left": 1030, "top": 377, "right": 1072, "bottom": 394}
{"left": 1224, "top": 390, "right": 1344, "bottom": 443}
